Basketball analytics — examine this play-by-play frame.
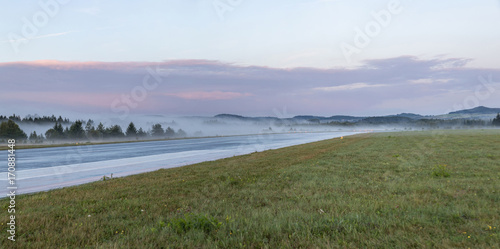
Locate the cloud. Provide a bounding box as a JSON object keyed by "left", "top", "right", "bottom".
{"left": 164, "top": 91, "right": 253, "bottom": 100}
{"left": 1, "top": 56, "right": 499, "bottom": 116}
{"left": 314, "top": 83, "right": 389, "bottom": 92}
{"left": 0, "top": 91, "right": 119, "bottom": 108}
{"left": 409, "top": 78, "right": 452, "bottom": 85}
{"left": 0, "top": 59, "right": 224, "bottom": 72}
{"left": 409, "top": 79, "right": 434, "bottom": 85}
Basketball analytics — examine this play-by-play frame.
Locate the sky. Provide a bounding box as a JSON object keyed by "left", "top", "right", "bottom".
{"left": 1, "top": 0, "right": 500, "bottom": 117}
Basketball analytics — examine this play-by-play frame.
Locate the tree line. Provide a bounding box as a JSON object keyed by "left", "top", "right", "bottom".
{"left": 327, "top": 115, "right": 500, "bottom": 128}
{"left": 0, "top": 119, "right": 188, "bottom": 143}
{"left": 0, "top": 114, "right": 70, "bottom": 124}
{"left": 44, "top": 120, "right": 187, "bottom": 141}
{"left": 493, "top": 113, "right": 500, "bottom": 126}
{"left": 1, "top": 113, "right": 500, "bottom": 143}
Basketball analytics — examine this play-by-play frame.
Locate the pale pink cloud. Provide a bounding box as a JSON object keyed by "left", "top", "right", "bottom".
{"left": 0, "top": 91, "right": 119, "bottom": 108}
{"left": 0, "top": 60, "right": 153, "bottom": 71}
{"left": 0, "top": 59, "right": 225, "bottom": 71}
{"left": 313, "top": 82, "right": 389, "bottom": 92}
{"left": 2, "top": 56, "right": 499, "bottom": 116}
{"left": 163, "top": 91, "right": 253, "bottom": 100}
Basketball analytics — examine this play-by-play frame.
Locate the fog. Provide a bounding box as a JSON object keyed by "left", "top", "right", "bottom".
{"left": 12, "top": 113, "right": 382, "bottom": 143}
{"left": 83, "top": 114, "right": 371, "bottom": 137}
{"left": 11, "top": 111, "right": 497, "bottom": 143}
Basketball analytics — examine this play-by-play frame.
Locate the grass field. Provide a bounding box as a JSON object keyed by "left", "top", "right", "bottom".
{"left": 1, "top": 130, "right": 499, "bottom": 248}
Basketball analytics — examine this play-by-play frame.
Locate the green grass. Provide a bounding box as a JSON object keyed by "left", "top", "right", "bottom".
{"left": 1, "top": 130, "right": 499, "bottom": 248}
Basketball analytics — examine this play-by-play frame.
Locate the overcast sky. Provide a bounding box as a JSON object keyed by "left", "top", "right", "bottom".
{"left": 1, "top": 0, "right": 499, "bottom": 117}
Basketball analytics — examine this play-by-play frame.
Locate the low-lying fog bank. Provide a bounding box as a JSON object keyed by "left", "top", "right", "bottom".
{"left": 2, "top": 109, "right": 499, "bottom": 145}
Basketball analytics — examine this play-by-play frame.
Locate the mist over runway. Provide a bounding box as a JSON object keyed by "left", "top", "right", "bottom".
{"left": 1, "top": 132, "right": 361, "bottom": 196}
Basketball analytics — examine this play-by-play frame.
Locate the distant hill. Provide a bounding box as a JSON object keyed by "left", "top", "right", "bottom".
{"left": 387, "top": 113, "right": 424, "bottom": 119}
{"left": 214, "top": 114, "right": 281, "bottom": 124}
{"left": 212, "top": 106, "right": 500, "bottom": 126}
{"left": 449, "top": 106, "right": 500, "bottom": 115}
{"left": 292, "top": 115, "right": 365, "bottom": 122}
{"left": 214, "top": 114, "right": 247, "bottom": 120}
{"left": 359, "top": 116, "right": 414, "bottom": 124}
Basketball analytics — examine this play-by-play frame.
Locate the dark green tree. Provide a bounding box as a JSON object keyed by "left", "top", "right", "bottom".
{"left": 87, "top": 129, "right": 101, "bottom": 140}
{"left": 45, "top": 122, "right": 65, "bottom": 140}
{"left": 176, "top": 129, "right": 187, "bottom": 138}
{"left": 68, "top": 120, "right": 85, "bottom": 139}
{"left": 493, "top": 113, "right": 500, "bottom": 126}
{"left": 165, "top": 127, "right": 175, "bottom": 137}
{"left": 85, "top": 119, "right": 99, "bottom": 139}
{"left": 54, "top": 122, "right": 64, "bottom": 135}
{"left": 0, "top": 120, "right": 28, "bottom": 140}
{"left": 29, "top": 131, "right": 44, "bottom": 143}
{"left": 126, "top": 122, "right": 138, "bottom": 137}
{"left": 96, "top": 122, "right": 107, "bottom": 139}
{"left": 151, "top": 124, "right": 164, "bottom": 137}
{"left": 63, "top": 126, "right": 70, "bottom": 137}
{"left": 85, "top": 119, "right": 95, "bottom": 133}
{"left": 106, "top": 125, "right": 124, "bottom": 137}
{"left": 96, "top": 122, "right": 106, "bottom": 135}
{"left": 8, "top": 114, "right": 21, "bottom": 122}
{"left": 45, "top": 129, "right": 59, "bottom": 140}
{"left": 137, "top": 128, "right": 148, "bottom": 137}
{"left": 29, "top": 131, "right": 38, "bottom": 140}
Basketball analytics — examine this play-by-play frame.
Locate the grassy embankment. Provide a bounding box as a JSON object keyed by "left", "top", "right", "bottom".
{"left": 0, "top": 130, "right": 499, "bottom": 248}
